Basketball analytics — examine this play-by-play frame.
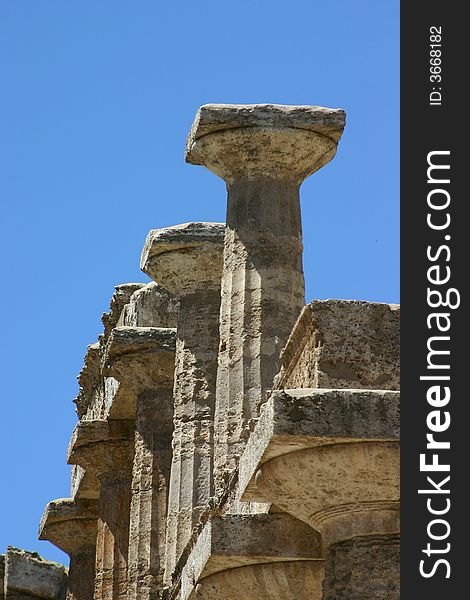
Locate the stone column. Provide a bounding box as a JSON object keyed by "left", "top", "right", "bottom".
{"left": 39, "top": 498, "right": 99, "bottom": 600}
{"left": 102, "top": 325, "right": 177, "bottom": 600}
{"left": 322, "top": 533, "right": 400, "bottom": 600}
{"left": 67, "top": 420, "right": 134, "bottom": 600}
{"left": 141, "top": 222, "right": 225, "bottom": 584}
{"left": 185, "top": 104, "right": 345, "bottom": 491}
{"left": 238, "top": 388, "right": 400, "bottom": 600}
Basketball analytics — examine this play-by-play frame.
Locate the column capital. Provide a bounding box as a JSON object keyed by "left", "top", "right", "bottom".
{"left": 239, "top": 389, "right": 400, "bottom": 548}
{"left": 67, "top": 419, "right": 134, "bottom": 480}
{"left": 102, "top": 326, "right": 176, "bottom": 419}
{"left": 185, "top": 104, "right": 345, "bottom": 183}
{"left": 38, "top": 497, "right": 99, "bottom": 555}
{"left": 180, "top": 514, "right": 323, "bottom": 600}
{"left": 141, "top": 222, "right": 225, "bottom": 296}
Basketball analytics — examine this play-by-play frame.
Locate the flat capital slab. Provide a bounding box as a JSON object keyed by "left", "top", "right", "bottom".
{"left": 38, "top": 498, "right": 99, "bottom": 555}
{"left": 141, "top": 222, "right": 225, "bottom": 296}
{"left": 186, "top": 104, "right": 345, "bottom": 183}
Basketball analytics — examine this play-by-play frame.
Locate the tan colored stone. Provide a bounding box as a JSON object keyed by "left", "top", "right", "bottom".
{"left": 239, "top": 389, "right": 400, "bottom": 548}
{"left": 275, "top": 300, "right": 400, "bottom": 391}
{"left": 4, "top": 547, "right": 67, "bottom": 600}
{"left": 121, "top": 282, "right": 179, "bottom": 328}
{"left": 101, "top": 284, "right": 145, "bottom": 340}
{"left": 74, "top": 343, "right": 101, "bottom": 419}
{"left": 39, "top": 499, "right": 98, "bottom": 600}
{"left": 70, "top": 466, "right": 100, "bottom": 501}
{"left": 141, "top": 222, "right": 225, "bottom": 586}
{"left": 101, "top": 326, "right": 176, "bottom": 420}
{"left": 180, "top": 514, "right": 323, "bottom": 600}
{"left": 186, "top": 104, "right": 346, "bottom": 498}
{"left": 322, "top": 534, "right": 400, "bottom": 600}
{"left": 67, "top": 420, "right": 134, "bottom": 600}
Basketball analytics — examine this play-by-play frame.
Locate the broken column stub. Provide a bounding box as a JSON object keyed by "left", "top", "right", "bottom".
{"left": 240, "top": 389, "right": 400, "bottom": 544}
{"left": 4, "top": 547, "right": 67, "bottom": 600}
{"left": 141, "top": 222, "right": 225, "bottom": 585}
{"left": 67, "top": 420, "right": 134, "bottom": 600}
{"left": 274, "top": 300, "right": 400, "bottom": 390}
{"left": 38, "top": 498, "right": 99, "bottom": 600}
{"left": 186, "top": 104, "right": 346, "bottom": 492}
{"left": 180, "top": 514, "right": 324, "bottom": 600}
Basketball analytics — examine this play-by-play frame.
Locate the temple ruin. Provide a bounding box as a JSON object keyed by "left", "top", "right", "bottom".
{"left": 6, "top": 104, "right": 400, "bottom": 599}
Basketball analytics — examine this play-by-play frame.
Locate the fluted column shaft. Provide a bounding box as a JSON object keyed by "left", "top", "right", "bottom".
{"left": 166, "top": 288, "right": 221, "bottom": 575}
{"left": 127, "top": 390, "right": 173, "bottom": 600}
{"left": 141, "top": 222, "right": 224, "bottom": 585}
{"left": 215, "top": 178, "right": 305, "bottom": 485}
{"left": 68, "top": 551, "right": 96, "bottom": 600}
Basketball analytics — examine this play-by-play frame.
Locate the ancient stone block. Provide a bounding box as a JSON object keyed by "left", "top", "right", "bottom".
{"left": 180, "top": 514, "right": 323, "bottom": 600}
{"left": 239, "top": 388, "right": 399, "bottom": 550}
{"left": 322, "top": 534, "right": 400, "bottom": 600}
{"left": 121, "top": 282, "right": 179, "bottom": 328}
{"left": 4, "top": 547, "right": 67, "bottom": 600}
{"left": 101, "top": 326, "right": 176, "bottom": 420}
{"left": 275, "top": 300, "right": 400, "bottom": 391}
{"left": 38, "top": 499, "right": 98, "bottom": 600}
{"left": 141, "top": 222, "right": 224, "bottom": 585}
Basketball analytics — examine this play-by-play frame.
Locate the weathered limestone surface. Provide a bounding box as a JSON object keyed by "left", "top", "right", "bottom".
{"left": 70, "top": 466, "right": 100, "bottom": 501}
{"left": 38, "top": 499, "right": 98, "bottom": 600}
{"left": 74, "top": 343, "right": 101, "bottom": 419}
{"left": 67, "top": 420, "right": 134, "bottom": 600}
{"left": 186, "top": 104, "right": 346, "bottom": 494}
{"left": 274, "top": 300, "right": 400, "bottom": 391}
{"left": 322, "top": 534, "right": 400, "bottom": 600}
{"left": 3, "top": 547, "right": 67, "bottom": 600}
{"left": 180, "top": 514, "right": 323, "bottom": 600}
{"left": 101, "top": 284, "right": 145, "bottom": 340}
{"left": 121, "top": 283, "right": 179, "bottom": 329}
{"left": 141, "top": 222, "right": 224, "bottom": 585}
{"left": 101, "top": 286, "right": 178, "bottom": 600}
{"left": 102, "top": 326, "right": 176, "bottom": 420}
{"left": 239, "top": 388, "right": 400, "bottom": 549}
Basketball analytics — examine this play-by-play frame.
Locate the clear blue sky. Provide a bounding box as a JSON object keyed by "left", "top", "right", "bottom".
{"left": 0, "top": 1, "right": 399, "bottom": 564}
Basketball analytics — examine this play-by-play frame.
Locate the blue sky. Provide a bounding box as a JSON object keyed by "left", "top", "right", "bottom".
{"left": 0, "top": 1, "right": 399, "bottom": 564}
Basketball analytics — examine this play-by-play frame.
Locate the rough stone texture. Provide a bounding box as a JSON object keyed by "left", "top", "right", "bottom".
{"left": 274, "top": 300, "right": 400, "bottom": 391}
{"left": 141, "top": 222, "right": 225, "bottom": 585}
{"left": 101, "top": 326, "right": 176, "bottom": 420}
{"left": 70, "top": 466, "right": 100, "bottom": 501}
{"left": 238, "top": 389, "right": 399, "bottom": 549}
{"left": 38, "top": 499, "right": 98, "bottom": 600}
{"left": 185, "top": 104, "right": 345, "bottom": 498}
{"left": 322, "top": 534, "right": 400, "bottom": 600}
{"left": 74, "top": 343, "right": 101, "bottom": 419}
{"left": 239, "top": 388, "right": 400, "bottom": 501}
{"left": 127, "top": 390, "right": 174, "bottom": 600}
{"left": 36, "top": 102, "right": 402, "bottom": 600}
{"left": 180, "top": 514, "right": 323, "bottom": 600}
{"left": 101, "top": 284, "right": 145, "bottom": 341}
{"left": 67, "top": 420, "right": 134, "bottom": 600}
{"left": 4, "top": 547, "right": 67, "bottom": 600}
{"left": 121, "top": 283, "right": 179, "bottom": 329}
{"left": 186, "top": 104, "right": 346, "bottom": 162}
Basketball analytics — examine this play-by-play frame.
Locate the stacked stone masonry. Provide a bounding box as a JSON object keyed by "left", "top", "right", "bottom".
{"left": 32, "top": 103, "right": 399, "bottom": 600}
